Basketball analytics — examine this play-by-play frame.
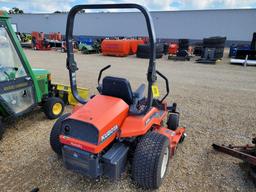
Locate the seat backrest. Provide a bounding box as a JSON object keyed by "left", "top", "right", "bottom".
{"left": 102, "top": 76, "right": 133, "bottom": 105}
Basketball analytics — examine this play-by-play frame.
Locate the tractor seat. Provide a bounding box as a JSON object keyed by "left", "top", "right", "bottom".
{"left": 101, "top": 76, "right": 145, "bottom": 106}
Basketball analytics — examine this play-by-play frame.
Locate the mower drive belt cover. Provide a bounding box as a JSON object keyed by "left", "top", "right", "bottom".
{"left": 102, "top": 143, "right": 129, "bottom": 180}
{"left": 62, "top": 145, "right": 102, "bottom": 178}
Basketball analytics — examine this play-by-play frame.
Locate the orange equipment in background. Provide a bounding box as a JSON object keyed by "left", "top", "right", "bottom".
{"left": 101, "top": 39, "right": 130, "bottom": 57}
{"left": 101, "top": 39, "right": 144, "bottom": 57}
{"left": 31, "top": 31, "right": 44, "bottom": 40}
{"left": 49, "top": 32, "right": 62, "bottom": 41}
{"left": 168, "top": 43, "right": 179, "bottom": 55}
{"left": 167, "top": 43, "right": 193, "bottom": 56}
{"left": 127, "top": 39, "right": 144, "bottom": 54}
{"left": 31, "top": 31, "right": 51, "bottom": 50}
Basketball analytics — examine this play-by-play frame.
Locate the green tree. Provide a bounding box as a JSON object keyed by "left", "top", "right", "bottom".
{"left": 8, "top": 7, "right": 24, "bottom": 14}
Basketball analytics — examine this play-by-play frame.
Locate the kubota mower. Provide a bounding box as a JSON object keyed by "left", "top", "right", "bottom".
{"left": 50, "top": 4, "right": 186, "bottom": 189}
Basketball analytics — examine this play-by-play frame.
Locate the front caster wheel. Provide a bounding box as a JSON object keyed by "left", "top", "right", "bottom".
{"left": 179, "top": 132, "right": 187, "bottom": 143}
{"left": 167, "top": 112, "right": 179, "bottom": 131}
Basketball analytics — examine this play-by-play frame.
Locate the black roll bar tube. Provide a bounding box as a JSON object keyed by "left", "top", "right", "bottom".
{"left": 66, "top": 4, "right": 157, "bottom": 115}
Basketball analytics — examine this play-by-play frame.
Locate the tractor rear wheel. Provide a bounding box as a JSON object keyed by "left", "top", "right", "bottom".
{"left": 50, "top": 113, "right": 70, "bottom": 155}
{"left": 132, "top": 132, "right": 170, "bottom": 189}
{"left": 43, "top": 97, "right": 64, "bottom": 120}
{"left": 0, "top": 118, "right": 4, "bottom": 140}
{"left": 167, "top": 113, "right": 179, "bottom": 131}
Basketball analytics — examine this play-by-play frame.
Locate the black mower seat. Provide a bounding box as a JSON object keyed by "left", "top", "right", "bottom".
{"left": 101, "top": 76, "right": 145, "bottom": 106}
{"left": 102, "top": 76, "right": 134, "bottom": 105}
{"left": 133, "top": 84, "right": 145, "bottom": 99}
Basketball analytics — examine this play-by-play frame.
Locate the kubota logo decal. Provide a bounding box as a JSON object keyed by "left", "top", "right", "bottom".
{"left": 101, "top": 125, "right": 119, "bottom": 143}
{"left": 145, "top": 112, "right": 160, "bottom": 125}
{"left": 145, "top": 111, "right": 164, "bottom": 126}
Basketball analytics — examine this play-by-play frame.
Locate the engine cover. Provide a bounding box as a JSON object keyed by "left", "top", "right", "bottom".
{"left": 61, "top": 95, "right": 129, "bottom": 152}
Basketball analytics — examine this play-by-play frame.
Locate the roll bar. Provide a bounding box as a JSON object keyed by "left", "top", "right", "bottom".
{"left": 66, "top": 4, "right": 157, "bottom": 115}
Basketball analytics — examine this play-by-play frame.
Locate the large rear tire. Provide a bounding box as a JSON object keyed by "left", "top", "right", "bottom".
{"left": 132, "top": 132, "right": 170, "bottom": 189}
{"left": 50, "top": 113, "right": 70, "bottom": 156}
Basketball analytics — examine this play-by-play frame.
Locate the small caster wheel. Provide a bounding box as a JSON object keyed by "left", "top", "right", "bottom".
{"left": 179, "top": 132, "right": 187, "bottom": 143}
{"left": 167, "top": 112, "right": 179, "bottom": 131}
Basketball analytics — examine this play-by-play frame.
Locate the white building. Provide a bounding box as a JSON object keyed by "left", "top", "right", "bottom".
{"left": 10, "top": 9, "right": 256, "bottom": 43}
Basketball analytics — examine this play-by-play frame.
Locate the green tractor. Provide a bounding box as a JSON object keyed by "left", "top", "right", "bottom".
{"left": 78, "top": 40, "right": 101, "bottom": 54}
{"left": 0, "top": 11, "right": 75, "bottom": 139}
{"left": 78, "top": 42, "right": 96, "bottom": 54}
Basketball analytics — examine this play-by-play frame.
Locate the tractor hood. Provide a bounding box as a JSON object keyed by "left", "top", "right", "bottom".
{"left": 32, "top": 68, "right": 50, "bottom": 80}
{"left": 61, "top": 95, "right": 129, "bottom": 149}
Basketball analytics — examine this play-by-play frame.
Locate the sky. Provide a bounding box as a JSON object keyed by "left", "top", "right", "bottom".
{"left": 0, "top": 0, "right": 256, "bottom": 13}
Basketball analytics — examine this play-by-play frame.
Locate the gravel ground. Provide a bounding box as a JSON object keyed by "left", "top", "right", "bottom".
{"left": 0, "top": 49, "right": 256, "bottom": 192}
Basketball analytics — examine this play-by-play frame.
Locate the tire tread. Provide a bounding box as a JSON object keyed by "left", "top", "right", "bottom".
{"left": 132, "top": 132, "right": 169, "bottom": 189}
{"left": 50, "top": 113, "right": 70, "bottom": 155}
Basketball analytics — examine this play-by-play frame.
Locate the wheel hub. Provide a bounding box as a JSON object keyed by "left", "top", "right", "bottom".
{"left": 52, "top": 103, "right": 62, "bottom": 115}
{"left": 161, "top": 146, "right": 169, "bottom": 178}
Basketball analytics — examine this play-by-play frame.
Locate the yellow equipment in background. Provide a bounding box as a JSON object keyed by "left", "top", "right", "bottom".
{"left": 53, "top": 84, "right": 89, "bottom": 106}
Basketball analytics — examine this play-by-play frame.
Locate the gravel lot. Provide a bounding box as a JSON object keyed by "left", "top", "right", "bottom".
{"left": 0, "top": 49, "right": 256, "bottom": 192}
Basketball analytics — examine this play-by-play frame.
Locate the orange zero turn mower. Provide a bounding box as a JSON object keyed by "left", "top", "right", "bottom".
{"left": 50, "top": 3, "right": 186, "bottom": 189}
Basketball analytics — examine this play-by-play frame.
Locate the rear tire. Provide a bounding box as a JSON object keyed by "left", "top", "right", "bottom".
{"left": 50, "top": 113, "right": 70, "bottom": 155}
{"left": 167, "top": 113, "right": 179, "bottom": 131}
{"left": 43, "top": 97, "right": 64, "bottom": 120}
{"left": 132, "top": 132, "right": 170, "bottom": 189}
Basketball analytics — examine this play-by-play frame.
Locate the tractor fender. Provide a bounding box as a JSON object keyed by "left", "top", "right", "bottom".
{"left": 119, "top": 107, "right": 167, "bottom": 138}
